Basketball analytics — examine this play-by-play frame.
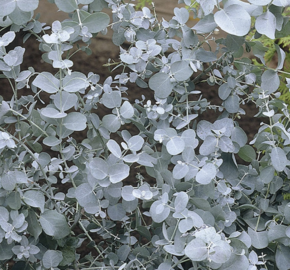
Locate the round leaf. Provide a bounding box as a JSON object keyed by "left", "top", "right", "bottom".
{"left": 261, "top": 70, "right": 280, "bottom": 94}
{"left": 109, "top": 163, "right": 130, "bottom": 183}
{"left": 102, "top": 91, "right": 122, "bottom": 109}
{"left": 196, "top": 163, "right": 216, "bottom": 185}
{"left": 271, "top": 147, "right": 288, "bottom": 172}
{"left": 150, "top": 200, "right": 170, "bottom": 223}
{"left": 17, "top": 0, "right": 39, "bottom": 12}
{"left": 23, "top": 190, "right": 45, "bottom": 213}
{"left": 32, "top": 72, "right": 60, "bottom": 94}
{"left": 82, "top": 12, "right": 110, "bottom": 33}
{"left": 214, "top": 5, "right": 251, "bottom": 36}
{"left": 41, "top": 107, "right": 67, "bottom": 119}
{"left": 55, "top": 0, "right": 77, "bottom": 12}
{"left": 63, "top": 72, "right": 89, "bottom": 93}
{"left": 102, "top": 114, "right": 121, "bottom": 132}
{"left": 43, "top": 250, "right": 63, "bottom": 268}
{"left": 248, "top": 228, "right": 268, "bottom": 249}
{"left": 149, "top": 73, "right": 173, "bottom": 98}
{"left": 107, "top": 139, "right": 122, "bottom": 158}
{"left": 127, "top": 135, "right": 144, "bottom": 152}
{"left": 89, "top": 157, "right": 108, "bottom": 180}
{"left": 255, "top": 11, "right": 276, "bottom": 39}
{"left": 166, "top": 137, "right": 185, "bottom": 155}
{"left": 174, "top": 192, "right": 189, "bottom": 212}
{"left": 107, "top": 204, "right": 126, "bottom": 221}
{"left": 184, "top": 238, "right": 208, "bottom": 261}
{"left": 120, "top": 101, "right": 134, "bottom": 119}
{"left": 53, "top": 92, "right": 78, "bottom": 112}
{"left": 238, "top": 145, "right": 256, "bottom": 162}
{"left": 39, "top": 210, "right": 70, "bottom": 239}
{"left": 224, "top": 95, "right": 240, "bottom": 113}
{"left": 173, "top": 163, "right": 189, "bottom": 180}
{"left": 63, "top": 112, "right": 87, "bottom": 131}
{"left": 0, "top": 0, "right": 16, "bottom": 16}
{"left": 171, "top": 61, "right": 193, "bottom": 81}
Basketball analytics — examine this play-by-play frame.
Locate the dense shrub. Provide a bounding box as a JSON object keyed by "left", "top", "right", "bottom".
{"left": 1, "top": 0, "right": 290, "bottom": 269}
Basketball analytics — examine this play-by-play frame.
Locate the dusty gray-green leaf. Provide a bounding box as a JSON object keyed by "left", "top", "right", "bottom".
{"left": 275, "top": 43, "right": 286, "bottom": 70}
{"left": 174, "top": 192, "right": 189, "bottom": 212}
{"left": 109, "top": 163, "right": 130, "bottom": 183}
{"left": 102, "top": 91, "right": 121, "bottom": 109}
{"left": 32, "top": 72, "right": 59, "bottom": 94}
{"left": 54, "top": 92, "right": 78, "bottom": 112}
{"left": 79, "top": 0, "right": 94, "bottom": 3}
{"left": 39, "top": 210, "right": 70, "bottom": 239}
{"left": 248, "top": 228, "right": 268, "bottom": 249}
{"left": 43, "top": 136, "right": 61, "bottom": 147}
{"left": 107, "top": 204, "right": 126, "bottom": 221}
{"left": 83, "top": 12, "right": 110, "bottom": 33}
{"left": 166, "top": 136, "right": 185, "bottom": 155}
{"left": 192, "top": 14, "right": 217, "bottom": 34}
{"left": 121, "top": 186, "right": 135, "bottom": 201}
{"left": 107, "top": 139, "right": 122, "bottom": 158}
{"left": 196, "top": 163, "right": 216, "bottom": 185}
{"left": 173, "top": 163, "right": 189, "bottom": 179}
{"left": 171, "top": 61, "right": 193, "bottom": 81}
{"left": 261, "top": 70, "right": 280, "bottom": 94}
{"left": 255, "top": 11, "right": 276, "bottom": 39}
{"left": 120, "top": 101, "right": 134, "bottom": 119}
{"left": 43, "top": 250, "right": 63, "bottom": 268}
{"left": 102, "top": 114, "right": 121, "bottom": 132}
{"left": 238, "top": 145, "right": 256, "bottom": 162}
{"left": 199, "top": 135, "right": 217, "bottom": 156}
{"left": 259, "top": 166, "right": 275, "bottom": 184}
{"left": 184, "top": 238, "right": 208, "bottom": 261}
{"left": 218, "top": 83, "right": 232, "bottom": 100}
{"left": 0, "top": 206, "right": 9, "bottom": 224}
{"left": 63, "top": 112, "right": 87, "bottom": 131}
{"left": 149, "top": 73, "right": 173, "bottom": 99}
{"left": 174, "top": 7, "right": 189, "bottom": 24}
{"left": 17, "top": 0, "right": 39, "bottom": 12}
{"left": 9, "top": 7, "right": 33, "bottom": 26}
{"left": 0, "top": 0, "right": 16, "bottom": 16}
{"left": 63, "top": 72, "right": 89, "bottom": 93}
{"left": 197, "top": 120, "right": 213, "bottom": 140}
{"left": 224, "top": 95, "right": 240, "bottom": 113}
{"left": 222, "top": 254, "right": 249, "bottom": 270}
{"left": 271, "top": 147, "right": 288, "bottom": 172}
{"left": 150, "top": 200, "right": 170, "bottom": 223}
{"left": 55, "top": 0, "right": 77, "bottom": 12}
{"left": 276, "top": 244, "right": 290, "bottom": 270}
{"left": 23, "top": 190, "right": 45, "bottom": 213}
{"left": 127, "top": 135, "right": 144, "bottom": 152}
{"left": 27, "top": 209, "right": 42, "bottom": 239}
{"left": 41, "top": 107, "right": 67, "bottom": 119}
{"left": 248, "top": 0, "right": 271, "bottom": 4}
{"left": 179, "top": 217, "right": 194, "bottom": 233}
{"left": 1, "top": 173, "right": 16, "bottom": 191}
{"left": 214, "top": 5, "right": 251, "bottom": 36}
{"left": 89, "top": 157, "right": 108, "bottom": 180}
{"left": 75, "top": 183, "right": 98, "bottom": 212}
{"left": 117, "top": 245, "right": 130, "bottom": 261}
{"left": 0, "top": 101, "right": 10, "bottom": 120}
{"left": 0, "top": 241, "right": 13, "bottom": 260}
{"left": 231, "top": 126, "right": 247, "bottom": 147}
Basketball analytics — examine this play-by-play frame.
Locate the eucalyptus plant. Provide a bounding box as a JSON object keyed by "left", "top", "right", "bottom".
{"left": 1, "top": 0, "right": 290, "bottom": 269}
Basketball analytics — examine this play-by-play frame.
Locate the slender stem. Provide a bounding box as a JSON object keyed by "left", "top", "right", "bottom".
{"left": 9, "top": 108, "right": 48, "bottom": 137}
{"left": 78, "top": 220, "right": 105, "bottom": 259}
